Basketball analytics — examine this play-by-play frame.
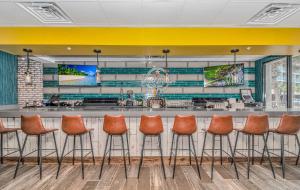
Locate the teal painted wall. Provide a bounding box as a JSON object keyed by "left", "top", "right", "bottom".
{"left": 0, "top": 51, "right": 18, "bottom": 105}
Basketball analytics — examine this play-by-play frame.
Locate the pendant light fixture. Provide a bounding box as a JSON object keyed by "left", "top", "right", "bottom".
{"left": 162, "top": 49, "right": 170, "bottom": 83}
{"left": 24, "top": 48, "right": 32, "bottom": 85}
{"left": 94, "top": 49, "right": 102, "bottom": 84}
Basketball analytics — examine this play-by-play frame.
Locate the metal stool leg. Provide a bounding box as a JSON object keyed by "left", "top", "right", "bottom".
{"left": 125, "top": 132, "right": 131, "bottom": 165}
{"left": 247, "top": 134, "right": 250, "bottom": 179}
{"left": 227, "top": 135, "right": 239, "bottom": 179}
{"left": 281, "top": 134, "right": 285, "bottom": 178}
{"left": 188, "top": 135, "right": 191, "bottom": 165}
{"left": 200, "top": 131, "right": 207, "bottom": 165}
{"left": 220, "top": 135, "right": 223, "bottom": 165}
{"left": 172, "top": 134, "right": 179, "bottom": 179}
{"left": 158, "top": 134, "right": 166, "bottom": 179}
{"left": 56, "top": 135, "right": 68, "bottom": 179}
{"left": 108, "top": 135, "right": 112, "bottom": 165}
{"left": 169, "top": 133, "right": 175, "bottom": 166}
{"left": 99, "top": 134, "right": 109, "bottom": 179}
{"left": 260, "top": 132, "right": 269, "bottom": 165}
{"left": 137, "top": 135, "right": 146, "bottom": 178}
{"left": 38, "top": 135, "right": 42, "bottom": 179}
{"left": 37, "top": 136, "right": 39, "bottom": 165}
{"left": 191, "top": 135, "right": 201, "bottom": 179}
{"left": 252, "top": 135, "right": 254, "bottom": 165}
{"left": 89, "top": 131, "right": 95, "bottom": 165}
{"left": 0, "top": 133, "right": 3, "bottom": 164}
{"left": 14, "top": 135, "right": 28, "bottom": 178}
{"left": 52, "top": 132, "right": 59, "bottom": 165}
{"left": 72, "top": 135, "right": 76, "bottom": 165}
{"left": 79, "top": 135, "right": 84, "bottom": 179}
{"left": 296, "top": 135, "right": 300, "bottom": 165}
{"left": 211, "top": 134, "right": 215, "bottom": 180}
{"left": 15, "top": 131, "right": 22, "bottom": 163}
{"left": 231, "top": 131, "right": 239, "bottom": 165}
{"left": 262, "top": 134, "right": 276, "bottom": 179}
{"left": 121, "top": 135, "right": 128, "bottom": 179}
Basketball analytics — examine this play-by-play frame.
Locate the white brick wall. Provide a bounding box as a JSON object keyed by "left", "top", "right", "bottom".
{"left": 18, "top": 59, "right": 43, "bottom": 108}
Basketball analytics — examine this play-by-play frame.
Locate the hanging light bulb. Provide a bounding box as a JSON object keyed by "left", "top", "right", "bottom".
{"left": 23, "top": 49, "right": 32, "bottom": 85}
{"left": 162, "top": 49, "right": 170, "bottom": 83}
{"left": 94, "top": 49, "right": 102, "bottom": 84}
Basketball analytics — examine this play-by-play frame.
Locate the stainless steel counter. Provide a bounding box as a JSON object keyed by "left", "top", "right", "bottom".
{"left": 0, "top": 107, "right": 299, "bottom": 117}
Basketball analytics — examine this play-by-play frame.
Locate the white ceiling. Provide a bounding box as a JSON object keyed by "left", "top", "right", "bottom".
{"left": 0, "top": 0, "right": 300, "bottom": 27}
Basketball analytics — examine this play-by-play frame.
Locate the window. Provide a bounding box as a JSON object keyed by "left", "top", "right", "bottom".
{"left": 292, "top": 56, "right": 300, "bottom": 108}
{"left": 265, "top": 57, "right": 287, "bottom": 108}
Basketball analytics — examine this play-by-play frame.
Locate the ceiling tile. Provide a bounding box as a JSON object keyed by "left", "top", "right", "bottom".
{"left": 57, "top": 1, "right": 107, "bottom": 25}
{"left": 141, "top": 1, "right": 184, "bottom": 25}
{"left": 100, "top": 2, "right": 143, "bottom": 25}
{"left": 213, "top": 1, "right": 270, "bottom": 26}
{"left": 0, "top": 2, "right": 42, "bottom": 25}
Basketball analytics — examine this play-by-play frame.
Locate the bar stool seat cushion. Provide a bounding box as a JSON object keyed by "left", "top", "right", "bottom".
{"left": 268, "top": 128, "right": 297, "bottom": 135}
{"left": 172, "top": 128, "right": 196, "bottom": 135}
{"left": 104, "top": 128, "right": 127, "bottom": 135}
{"left": 0, "top": 127, "right": 20, "bottom": 133}
{"left": 40, "top": 128, "right": 58, "bottom": 134}
{"left": 234, "top": 128, "right": 266, "bottom": 135}
{"left": 66, "top": 128, "right": 94, "bottom": 135}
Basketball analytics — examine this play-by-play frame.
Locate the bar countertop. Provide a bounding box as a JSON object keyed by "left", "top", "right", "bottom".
{"left": 0, "top": 107, "right": 300, "bottom": 117}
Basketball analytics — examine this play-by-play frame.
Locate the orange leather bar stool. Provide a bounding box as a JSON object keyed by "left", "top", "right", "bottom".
{"left": 260, "top": 114, "right": 300, "bottom": 178}
{"left": 0, "top": 119, "right": 21, "bottom": 164}
{"left": 138, "top": 115, "right": 166, "bottom": 179}
{"left": 56, "top": 115, "right": 95, "bottom": 179}
{"left": 232, "top": 114, "right": 275, "bottom": 179}
{"left": 200, "top": 115, "right": 239, "bottom": 180}
{"left": 169, "top": 115, "right": 201, "bottom": 179}
{"left": 14, "top": 115, "right": 59, "bottom": 179}
{"left": 99, "top": 115, "right": 130, "bottom": 179}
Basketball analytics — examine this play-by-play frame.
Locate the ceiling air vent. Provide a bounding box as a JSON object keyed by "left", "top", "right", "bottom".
{"left": 247, "top": 3, "right": 300, "bottom": 25}
{"left": 17, "top": 2, "right": 72, "bottom": 24}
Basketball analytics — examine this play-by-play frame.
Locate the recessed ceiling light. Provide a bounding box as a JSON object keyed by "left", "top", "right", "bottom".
{"left": 247, "top": 3, "right": 300, "bottom": 25}
{"left": 17, "top": 2, "right": 72, "bottom": 24}
{"left": 67, "top": 47, "right": 72, "bottom": 51}
{"left": 246, "top": 47, "right": 252, "bottom": 51}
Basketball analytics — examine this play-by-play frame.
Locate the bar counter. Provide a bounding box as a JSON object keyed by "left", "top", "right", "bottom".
{"left": 0, "top": 107, "right": 299, "bottom": 157}
{"left": 1, "top": 107, "right": 300, "bottom": 117}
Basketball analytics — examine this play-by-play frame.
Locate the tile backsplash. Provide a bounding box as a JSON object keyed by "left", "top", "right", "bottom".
{"left": 42, "top": 60, "right": 255, "bottom": 102}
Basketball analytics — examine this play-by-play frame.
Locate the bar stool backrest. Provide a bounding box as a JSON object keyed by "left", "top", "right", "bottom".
{"left": 140, "top": 115, "right": 163, "bottom": 135}
{"left": 277, "top": 114, "right": 300, "bottom": 134}
{"left": 61, "top": 115, "right": 86, "bottom": 135}
{"left": 208, "top": 115, "right": 233, "bottom": 135}
{"left": 243, "top": 114, "right": 269, "bottom": 135}
{"left": 173, "top": 115, "right": 197, "bottom": 134}
{"left": 21, "top": 115, "right": 46, "bottom": 135}
{"left": 103, "top": 115, "right": 127, "bottom": 134}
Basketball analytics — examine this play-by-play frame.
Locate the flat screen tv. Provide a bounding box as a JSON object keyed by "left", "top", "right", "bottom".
{"left": 204, "top": 63, "right": 244, "bottom": 87}
{"left": 58, "top": 64, "right": 98, "bottom": 86}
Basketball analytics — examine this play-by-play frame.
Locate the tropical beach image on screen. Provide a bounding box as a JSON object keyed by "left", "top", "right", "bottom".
{"left": 58, "top": 64, "right": 97, "bottom": 86}
{"left": 204, "top": 63, "right": 244, "bottom": 87}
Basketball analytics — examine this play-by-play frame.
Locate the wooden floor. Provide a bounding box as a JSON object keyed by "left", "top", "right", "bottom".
{"left": 1, "top": 161, "right": 300, "bottom": 190}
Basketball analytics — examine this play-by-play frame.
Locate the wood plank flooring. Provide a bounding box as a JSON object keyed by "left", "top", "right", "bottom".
{"left": 1, "top": 161, "right": 300, "bottom": 190}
